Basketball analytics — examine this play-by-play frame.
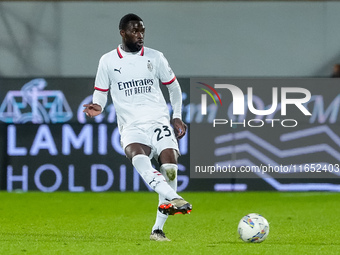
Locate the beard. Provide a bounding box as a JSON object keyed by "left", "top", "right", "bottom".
{"left": 125, "top": 40, "right": 143, "bottom": 52}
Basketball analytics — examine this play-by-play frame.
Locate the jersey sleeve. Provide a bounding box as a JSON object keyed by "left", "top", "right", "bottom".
{"left": 157, "top": 53, "right": 176, "bottom": 85}
{"left": 94, "top": 56, "right": 110, "bottom": 92}
{"left": 167, "top": 79, "right": 182, "bottom": 119}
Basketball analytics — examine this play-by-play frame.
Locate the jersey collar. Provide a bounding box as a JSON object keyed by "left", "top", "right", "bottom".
{"left": 117, "top": 45, "right": 144, "bottom": 59}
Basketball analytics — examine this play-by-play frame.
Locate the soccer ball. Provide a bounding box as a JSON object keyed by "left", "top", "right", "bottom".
{"left": 237, "top": 213, "right": 269, "bottom": 243}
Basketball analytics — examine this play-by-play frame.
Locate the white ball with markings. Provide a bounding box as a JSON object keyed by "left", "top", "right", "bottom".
{"left": 237, "top": 213, "right": 269, "bottom": 243}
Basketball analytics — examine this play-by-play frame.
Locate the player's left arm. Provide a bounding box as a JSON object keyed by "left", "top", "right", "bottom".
{"left": 158, "top": 52, "right": 187, "bottom": 139}
{"left": 167, "top": 80, "right": 187, "bottom": 139}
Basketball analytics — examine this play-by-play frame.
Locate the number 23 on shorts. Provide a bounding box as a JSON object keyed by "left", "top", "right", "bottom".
{"left": 154, "top": 125, "right": 172, "bottom": 141}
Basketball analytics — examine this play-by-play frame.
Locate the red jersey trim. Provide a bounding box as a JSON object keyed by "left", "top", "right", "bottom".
{"left": 117, "top": 47, "right": 123, "bottom": 59}
{"left": 116, "top": 46, "right": 144, "bottom": 58}
{"left": 162, "top": 76, "right": 176, "bottom": 85}
{"left": 94, "top": 86, "right": 109, "bottom": 92}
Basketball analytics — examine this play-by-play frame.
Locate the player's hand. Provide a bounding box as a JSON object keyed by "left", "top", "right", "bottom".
{"left": 83, "top": 103, "right": 102, "bottom": 118}
{"left": 172, "top": 118, "right": 187, "bottom": 139}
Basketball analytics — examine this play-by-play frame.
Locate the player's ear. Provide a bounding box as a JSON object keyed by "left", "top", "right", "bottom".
{"left": 120, "top": 29, "right": 125, "bottom": 38}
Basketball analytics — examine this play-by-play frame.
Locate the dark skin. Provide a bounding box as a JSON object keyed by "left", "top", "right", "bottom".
{"left": 83, "top": 20, "right": 187, "bottom": 164}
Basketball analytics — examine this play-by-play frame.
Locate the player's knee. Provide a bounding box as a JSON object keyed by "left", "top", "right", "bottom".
{"left": 160, "top": 163, "right": 178, "bottom": 181}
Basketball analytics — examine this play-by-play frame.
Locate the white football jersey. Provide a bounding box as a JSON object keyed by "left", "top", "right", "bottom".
{"left": 94, "top": 45, "right": 176, "bottom": 131}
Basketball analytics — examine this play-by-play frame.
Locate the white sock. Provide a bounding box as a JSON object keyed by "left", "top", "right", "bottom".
{"left": 132, "top": 155, "right": 181, "bottom": 201}
{"left": 152, "top": 163, "right": 178, "bottom": 231}
{"left": 152, "top": 210, "right": 168, "bottom": 232}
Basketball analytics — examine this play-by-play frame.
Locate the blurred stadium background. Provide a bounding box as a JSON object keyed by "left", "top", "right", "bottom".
{"left": 1, "top": 0, "right": 340, "bottom": 193}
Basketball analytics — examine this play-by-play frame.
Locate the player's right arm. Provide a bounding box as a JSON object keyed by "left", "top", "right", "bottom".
{"left": 83, "top": 103, "right": 102, "bottom": 117}
{"left": 83, "top": 55, "right": 110, "bottom": 117}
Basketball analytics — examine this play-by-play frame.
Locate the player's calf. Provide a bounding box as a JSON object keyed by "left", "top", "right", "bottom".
{"left": 132, "top": 155, "right": 180, "bottom": 200}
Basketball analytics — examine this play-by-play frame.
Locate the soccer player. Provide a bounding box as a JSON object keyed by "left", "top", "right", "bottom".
{"left": 83, "top": 13, "right": 192, "bottom": 241}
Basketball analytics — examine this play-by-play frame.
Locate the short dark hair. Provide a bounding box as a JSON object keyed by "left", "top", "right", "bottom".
{"left": 119, "top": 13, "right": 143, "bottom": 30}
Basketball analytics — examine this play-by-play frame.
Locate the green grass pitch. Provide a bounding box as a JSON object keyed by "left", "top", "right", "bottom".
{"left": 0, "top": 192, "right": 340, "bottom": 255}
